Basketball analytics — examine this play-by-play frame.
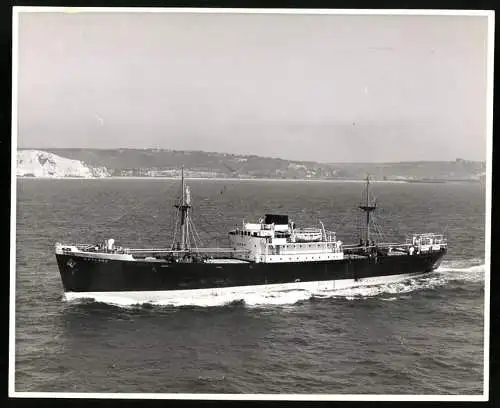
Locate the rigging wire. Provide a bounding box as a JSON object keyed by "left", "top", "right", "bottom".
{"left": 189, "top": 217, "right": 204, "bottom": 249}
{"left": 186, "top": 218, "right": 199, "bottom": 250}
{"left": 372, "top": 220, "right": 387, "bottom": 243}
{"left": 187, "top": 223, "right": 196, "bottom": 250}
{"left": 170, "top": 208, "right": 179, "bottom": 249}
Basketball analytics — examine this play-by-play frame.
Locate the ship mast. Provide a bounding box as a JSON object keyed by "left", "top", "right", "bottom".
{"left": 174, "top": 166, "right": 191, "bottom": 250}
{"left": 358, "top": 174, "right": 376, "bottom": 246}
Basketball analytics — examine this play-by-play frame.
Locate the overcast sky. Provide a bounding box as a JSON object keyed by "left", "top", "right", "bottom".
{"left": 16, "top": 10, "right": 490, "bottom": 163}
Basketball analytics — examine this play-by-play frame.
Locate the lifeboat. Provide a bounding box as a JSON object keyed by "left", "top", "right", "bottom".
{"left": 293, "top": 228, "right": 323, "bottom": 242}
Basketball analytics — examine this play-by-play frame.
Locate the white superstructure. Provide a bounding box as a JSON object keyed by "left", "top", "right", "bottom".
{"left": 405, "top": 233, "right": 447, "bottom": 255}
{"left": 229, "top": 214, "right": 344, "bottom": 263}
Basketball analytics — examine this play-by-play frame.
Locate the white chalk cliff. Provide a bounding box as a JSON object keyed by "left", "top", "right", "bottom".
{"left": 17, "top": 150, "right": 110, "bottom": 178}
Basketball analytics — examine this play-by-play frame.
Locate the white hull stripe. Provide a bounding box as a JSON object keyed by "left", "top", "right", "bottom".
{"left": 63, "top": 272, "right": 426, "bottom": 306}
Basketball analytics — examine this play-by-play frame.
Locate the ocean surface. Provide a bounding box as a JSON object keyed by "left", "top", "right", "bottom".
{"left": 14, "top": 178, "right": 486, "bottom": 396}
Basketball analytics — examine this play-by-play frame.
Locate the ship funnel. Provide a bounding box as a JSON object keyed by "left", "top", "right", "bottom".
{"left": 107, "top": 238, "right": 115, "bottom": 251}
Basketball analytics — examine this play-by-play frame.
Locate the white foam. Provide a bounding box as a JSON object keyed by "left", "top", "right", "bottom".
{"left": 435, "top": 260, "right": 485, "bottom": 283}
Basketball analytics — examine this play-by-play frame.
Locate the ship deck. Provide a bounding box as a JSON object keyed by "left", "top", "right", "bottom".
{"left": 204, "top": 259, "right": 250, "bottom": 264}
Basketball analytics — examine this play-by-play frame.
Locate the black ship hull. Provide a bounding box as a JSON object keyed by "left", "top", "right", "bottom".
{"left": 56, "top": 249, "right": 446, "bottom": 297}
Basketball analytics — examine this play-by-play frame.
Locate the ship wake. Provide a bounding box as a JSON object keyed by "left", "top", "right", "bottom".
{"left": 63, "top": 259, "right": 485, "bottom": 309}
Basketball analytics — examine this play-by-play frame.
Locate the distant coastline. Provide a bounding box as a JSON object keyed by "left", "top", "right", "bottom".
{"left": 16, "top": 148, "right": 486, "bottom": 183}
{"left": 16, "top": 175, "right": 398, "bottom": 182}
{"left": 16, "top": 175, "right": 483, "bottom": 184}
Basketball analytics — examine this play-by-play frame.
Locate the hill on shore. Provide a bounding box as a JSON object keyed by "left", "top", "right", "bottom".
{"left": 17, "top": 148, "right": 486, "bottom": 181}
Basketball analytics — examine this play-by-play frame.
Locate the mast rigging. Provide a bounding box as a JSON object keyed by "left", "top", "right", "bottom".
{"left": 174, "top": 166, "right": 192, "bottom": 250}
{"left": 358, "top": 175, "right": 377, "bottom": 246}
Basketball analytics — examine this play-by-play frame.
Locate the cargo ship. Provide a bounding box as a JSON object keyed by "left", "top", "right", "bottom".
{"left": 55, "top": 169, "right": 447, "bottom": 303}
